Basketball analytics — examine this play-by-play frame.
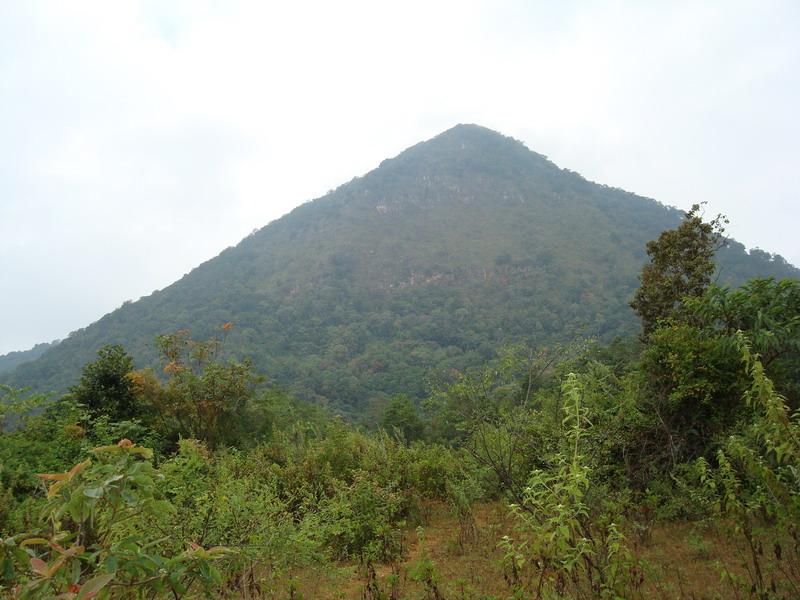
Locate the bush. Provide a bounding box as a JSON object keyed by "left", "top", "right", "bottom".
{"left": 1, "top": 440, "right": 229, "bottom": 599}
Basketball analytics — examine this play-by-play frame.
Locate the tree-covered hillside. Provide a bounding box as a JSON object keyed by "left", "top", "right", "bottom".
{"left": 3, "top": 125, "right": 797, "bottom": 412}
{"left": 0, "top": 342, "right": 57, "bottom": 376}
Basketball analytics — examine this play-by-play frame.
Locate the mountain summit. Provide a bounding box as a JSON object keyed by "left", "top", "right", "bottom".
{"left": 4, "top": 126, "right": 797, "bottom": 411}
{"left": 377, "top": 124, "right": 551, "bottom": 177}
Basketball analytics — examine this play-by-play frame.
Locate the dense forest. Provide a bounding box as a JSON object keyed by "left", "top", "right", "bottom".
{"left": 2, "top": 126, "right": 797, "bottom": 417}
{"left": 0, "top": 345, "right": 57, "bottom": 377}
{"left": 1, "top": 204, "right": 799, "bottom": 599}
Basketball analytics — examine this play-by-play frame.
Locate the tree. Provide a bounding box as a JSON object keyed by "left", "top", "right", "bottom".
{"left": 69, "top": 345, "right": 140, "bottom": 422}
{"left": 630, "top": 203, "right": 727, "bottom": 335}
{"left": 128, "top": 328, "right": 262, "bottom": 448}
{"left": 0, "top": 386, "right": 48, "bottom": 434}
{"left": 638, "top": 322, "right": 743, "bottom": 467}
{"left": 694, "top": 340, "right": 800, "bottom": 597}
{"left": 381, "top": 395, "right": 424, "bottom": 442}
{"left": 686, "top": 277, "right": 800, "bottom": 406}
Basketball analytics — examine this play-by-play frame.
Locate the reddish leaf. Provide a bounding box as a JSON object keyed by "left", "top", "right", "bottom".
{"left": 30, "top": 557, "right": 49, "bottom": 577}
{"left": 76, "top": 573, "right": 115, "bottom": 599}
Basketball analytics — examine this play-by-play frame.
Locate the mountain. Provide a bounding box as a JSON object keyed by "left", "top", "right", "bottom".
{"left": 3, "top": 125, "right": 797, "bottom": 412}
{"left": 0, "top": 341, "right": 58, "bottom": 376}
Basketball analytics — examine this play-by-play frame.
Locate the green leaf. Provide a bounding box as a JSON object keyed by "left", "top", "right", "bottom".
{"left": 69, "top": 558, "right": 81, "bottom": 584}
{"left": 110, "top": 536, "right": 140, "bottom": 553}
{"left": 130, "top": 474, "right": 153, "bottom": 487}
{"left": 104, "top": 555, "right": 118, "bottom": 573}
{"left": 121, "top": 489, "right": 139, "bottom": 506}
{"left": 1, "top": 557, "right": 15, "bottom": 583}
{"left": 83, "top": 487, "right": 104, "bottom": 499}
{"left": 208, "top": 564, "right": 223, "bottom": 586}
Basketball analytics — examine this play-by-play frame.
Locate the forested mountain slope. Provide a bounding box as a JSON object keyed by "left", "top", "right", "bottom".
{"left": 0, "top": 342, "right": 57, "bottom": 375}
{"left": 4, "top": 125, "right": 797, "bottom": 412}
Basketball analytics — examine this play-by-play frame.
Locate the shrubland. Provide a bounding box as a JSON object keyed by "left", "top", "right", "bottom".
{"left": 1, "top": 207, "right": 799, "bottom": 598}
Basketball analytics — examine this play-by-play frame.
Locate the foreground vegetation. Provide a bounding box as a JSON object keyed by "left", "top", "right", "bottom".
{"left": 1, "top": 207, "right": 799, "bottom": 598}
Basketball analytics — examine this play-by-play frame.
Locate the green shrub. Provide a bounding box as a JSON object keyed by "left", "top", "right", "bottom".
{"left": 1, "top": 440, "right": 229, "bottom": 599}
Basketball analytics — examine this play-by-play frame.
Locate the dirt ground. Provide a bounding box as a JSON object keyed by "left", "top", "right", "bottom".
{"left": 257, "top": 502, "right": 787, "bottom": 600}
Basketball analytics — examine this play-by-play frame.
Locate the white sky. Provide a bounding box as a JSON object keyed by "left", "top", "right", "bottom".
{"left": 1, "top": 0, "right": 799, "bottom": 355}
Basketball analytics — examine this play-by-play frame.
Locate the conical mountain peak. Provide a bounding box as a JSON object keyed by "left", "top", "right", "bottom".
{"left": 431, "top": 123, "right": 518, "bottom": 145}
{"left": 374, "top": 123, "right": 552, "bottom": 180}
{"left": 436, "top": 123, "right": 531, "bottom": 147}
{"left": 3, "top": 126, "right": 796, "bottom": 410}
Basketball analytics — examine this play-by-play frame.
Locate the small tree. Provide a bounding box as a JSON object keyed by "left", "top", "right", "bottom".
{"left": 687, "top": 277, "right": 800, "bottom": 406}
{"left": 69, "top": 345, "right": 140, "bottom": 422}
{"left": 695, "top": 337, "right": 800, "bottom": 597}
{"left": 0, "top": 386, "right": 49, "bottom": 434}
{"left": 511, "top": 375, "right": 639, "bottom": 598}
{"left": 381, "top": 395, "right": 424, "bottom": 442}
{"left": 128, "top": 327, "right": 261, "bottom": 449}
{"left": 636, "top": 277, "right": 800, "bottom": 470}
{"left": 631, "top": 203, "right": 727, "bottom": 335}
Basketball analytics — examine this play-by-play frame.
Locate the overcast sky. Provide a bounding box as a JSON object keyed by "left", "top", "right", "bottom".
{"left": 1, "top": 0, "right": 798, "bottom": 355}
